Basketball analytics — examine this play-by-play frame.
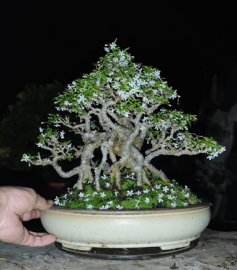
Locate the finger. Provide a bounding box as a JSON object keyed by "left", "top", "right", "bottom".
{"left": 34, "top": 194, "right": 53, "bottom": 210}
{"left": 21, "top": 228, "right": 56, "bottom": 247}
{"left": 22, "top": 209, "right": 41, "bottom": 221}
{"left": 27, "top": 231, "right": 49, "bottom": 236}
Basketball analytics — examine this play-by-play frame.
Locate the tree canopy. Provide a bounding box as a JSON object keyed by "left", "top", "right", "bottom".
{"left": 22, "top": 41, "right": 225, "bottom": 191}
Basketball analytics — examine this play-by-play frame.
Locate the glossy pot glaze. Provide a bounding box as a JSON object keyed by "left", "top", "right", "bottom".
{"left": 41, "top": 202, "right": 211, "bottom": 251}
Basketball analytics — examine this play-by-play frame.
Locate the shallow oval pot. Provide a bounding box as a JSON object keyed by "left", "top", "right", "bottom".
{"left": 41, "top": 202, "right": 210, "bottom": 252}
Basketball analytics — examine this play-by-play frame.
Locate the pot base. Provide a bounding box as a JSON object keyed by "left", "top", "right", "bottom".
{"left": 55, "top": 239, "right": 198, "bottom": 260}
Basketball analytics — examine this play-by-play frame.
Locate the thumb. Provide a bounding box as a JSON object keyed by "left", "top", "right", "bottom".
{"left": 34, "top": 194, "right": 53, "bottom": 210}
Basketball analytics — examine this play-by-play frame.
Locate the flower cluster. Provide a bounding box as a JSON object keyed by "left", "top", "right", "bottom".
{"left": 54, "top": 173, "right": 201, "bottom": 210}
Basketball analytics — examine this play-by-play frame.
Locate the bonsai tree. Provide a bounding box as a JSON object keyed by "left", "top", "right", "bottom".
{"left": 21, "top": 41, "right": 225, "bottom": 209}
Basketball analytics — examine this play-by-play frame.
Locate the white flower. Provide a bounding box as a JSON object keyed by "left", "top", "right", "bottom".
{"left": 39, "top": 127, "right": 44, "bottom": 133}
{"left": 96, "top": 79, "right": 101, "bottom": 87}
{"left": 142, "top": 97, "right": 150, "bottom": 104}
{"left": 158, "top": 193, "right": 164, "bottom": 199}
{"left": 177, "top": 133, "right": 185, "bottom": 141}
{"left": 162, "top": 186, "right": 169, "bottom": 193}
{"left": 170, "top": 189, "right": 176, "bottom": 194}
{"left": 92, "top": 191, "right": 98, "bottom": 196}
{"left": 104, "top": 46, "right": 109, "bottom": 52}
{"left": 143, "top": 189, "right": 149, "bottom": 194}
{"left": 145, "top": 197, "right": 150, "bottom": 204}
{"left": 105, "top": 182, "right": 110, "bottom": 188}
{"left": 149, "top": 80, "right": 155, "bottom": 86}
{"left": 67, "top": 81, "right": 77, "bottom": 90}
{"left": 64, "top": 100, "right": 71, "bottom": 106}
{"left": 154, "top": 184, "right": 161, "bottom": 190}
{"left": 126, "top": 190, "right": 134, "bottom": 196}
{"left": 120, "top": 60, "right": 128, "bottom": 67}
{"left": 207, "top": 146, "right": 225, "bottom": 160}
{"left": 117, "top": 90, "right": 130, "bottom": 100}
{"left": 153, "top": 70, "right": 161, "bottom": 79}
{"left": 60, "top": 131, "right": 65, "bottom": 139}
{"left": 158, "top": 193, "right": 164, "bottom": 203}
{"left": 36, "top": 142, "right": 44, "bottom": 148}
{"left": 161, "top": 120, "right": 168, "bottom": 129}
{"left": 128, "top": 80, "right": 137, "bottom": 88}
{"left": 100, "top": 192, "right": 106, "bottom": 198}
{"left": 110, "top": 42, "right": 117, "bottom": 50}
{"left": 123, "top": 111, "right": 130, "bottom": 118}
{"left": 136, "top": 190, "right": 142, "bottom": 196}
{"left": 135, "top": 200, "right": 140, "bottom": 209}
{"left": 207, "top": 155, "right": 213, "bottom": 160}
{"left": 66, "top": 144, "right": 72, "bottom": 150}
{"left": 62, "top": 194, "right": 68, "bottom": 199}
{"left": 114, "top": 190, "right": 119, "bottom": 196}
{"left": 184, "top": 193, "right": 190, "bottom": 198}
{"left": 171, "top": 202, "right": 177, "bottom": 208}
{"left": 54, "top": 196, "right": 60, "bottom": 204}
{"left": 170, "top": 90, "right": 178, "bottom": 99}
{"left": 77, "top": 95, "right": 85, "bottom": 103}
{"left": 21, "top": 154, "right": 30, "bottom": 163}
{"left": 100, "top": 205, "right": 109, "bottom": 210}
{"left": 158, "top": 198, "right": 163, "bottom": 203}
{"left": 79, "top": 192, "right": 84, "bottom": 198}
{"left": 54, "top": 196, "right": 65, "bottom": 207}
{"left": 106, "top": 77, "right": 112, "bottom": 83}
{"left": 183, "top": 202, "right": 189, "bottom": 207}
{"left": 116, "top": 205, "right": 123, "bottom": 209}
{"left": 87, "top": 204, "right": 94, "bottom": 209}
{"left": 119, "top": 51, "right": 125, "bottom": 58}
{"left": 58, "top": 106, "right": 66, "bottom": 111}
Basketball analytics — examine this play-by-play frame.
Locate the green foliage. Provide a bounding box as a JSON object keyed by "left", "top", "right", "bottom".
{"left": 53, "top": 41, "right": 178, "bottom": 118}
{"left": 54, "top": 173, "right": 201, "bottom": 210}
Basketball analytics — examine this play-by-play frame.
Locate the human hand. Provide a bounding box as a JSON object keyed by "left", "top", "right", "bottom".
{"left": 0, "top": 186, "right": 56, "bottom": 247}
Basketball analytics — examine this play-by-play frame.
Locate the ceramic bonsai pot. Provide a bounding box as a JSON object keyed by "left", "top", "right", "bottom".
{"left": 41, "top": 201, "right": 210, "bottom": 252}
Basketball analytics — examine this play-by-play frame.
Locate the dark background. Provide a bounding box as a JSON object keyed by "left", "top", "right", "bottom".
{"left": 1, "top": 1, "right": 237, "bottom": 115}
{"left": 1, "top": 1, "right": 237, "bottom": 230}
